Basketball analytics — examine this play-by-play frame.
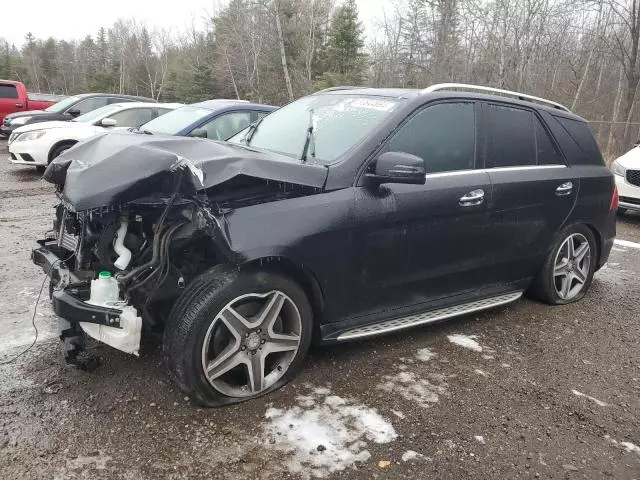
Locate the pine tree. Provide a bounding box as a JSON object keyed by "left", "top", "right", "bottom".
{"left": 316, "top": 0, "right": 367, "bottom": 87}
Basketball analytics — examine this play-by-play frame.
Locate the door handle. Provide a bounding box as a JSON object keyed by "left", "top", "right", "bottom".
{"left": 15, "top": 103, "right": 24, "bottom": 108}
{"left": 459, "top": 189, "right": 485, "bottom": 206}
{"left": 555, "top": 181, "right": 573, "bottom": 196}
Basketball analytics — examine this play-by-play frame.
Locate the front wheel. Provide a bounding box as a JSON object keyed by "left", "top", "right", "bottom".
{"left": 528, "top": 225, "right": 597, "bottom": 305}
{"left": 163, "top": 268, "right": 313, "bottom": 407}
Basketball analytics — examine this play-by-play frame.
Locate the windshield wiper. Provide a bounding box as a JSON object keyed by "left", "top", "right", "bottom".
{"left": 300, "top": 109, "right": 315, "bottom": 163}
{"left": 244, "top": 117, "right": 265, "bottom": 145}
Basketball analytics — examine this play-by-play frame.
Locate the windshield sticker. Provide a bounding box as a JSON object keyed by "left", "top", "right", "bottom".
{"left": 349, "top": 98, "right": 397, "bottom": 112}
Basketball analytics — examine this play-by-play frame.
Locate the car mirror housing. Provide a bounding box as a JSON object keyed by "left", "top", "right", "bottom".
{"left": 366, "top": 151, "right": 426, "bottom": 185}
{"left": 67, "top": 108, "right": 81, "bottom": 117}
{"left": 190, "top": 128, "right": 208, "bottom": 139}
{"left": 100, "top": 118, "right": 118, "bottom": 128}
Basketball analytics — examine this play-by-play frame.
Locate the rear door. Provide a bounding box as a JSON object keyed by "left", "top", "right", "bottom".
{"left": 0, "top": 83, "right": 23, "bottom": 123}
{"left": 481, "top": 102, "right": 576, "bottom": 285}
{"left": 354, "top": 101, "right": 496, "bottom": 316}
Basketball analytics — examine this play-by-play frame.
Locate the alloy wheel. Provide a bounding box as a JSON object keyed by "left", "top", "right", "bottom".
{"left": 201, "top": 290, "right": 302, "bottom": 397}
{"left": 553, "top": 233, "right": 591, "bottom": 301}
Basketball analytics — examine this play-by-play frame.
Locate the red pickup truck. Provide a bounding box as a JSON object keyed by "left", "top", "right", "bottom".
{"left": 0, "top": 80, "right": 63, "bottom": 125}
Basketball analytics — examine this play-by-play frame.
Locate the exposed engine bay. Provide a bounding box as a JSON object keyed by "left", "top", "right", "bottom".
{"left": 36, "top": 132, "right": 327, "bottom": 363}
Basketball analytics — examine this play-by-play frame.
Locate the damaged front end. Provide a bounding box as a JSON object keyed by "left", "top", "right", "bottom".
{"left": 32, "top": 133, "right": 327, "bottom": 365}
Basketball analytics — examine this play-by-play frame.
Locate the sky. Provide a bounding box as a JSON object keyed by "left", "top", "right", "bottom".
{"left": 2, "top": 0, "right": 390, "bottom": 47}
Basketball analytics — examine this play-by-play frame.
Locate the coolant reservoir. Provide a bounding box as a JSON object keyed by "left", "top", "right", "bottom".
{"left": 89, "top": 271, "right": 119, "bottom": 305}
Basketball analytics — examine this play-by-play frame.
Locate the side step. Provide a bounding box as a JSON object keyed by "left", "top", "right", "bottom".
{"left": 336, "top": 291, "right": 523, "bottom": 341}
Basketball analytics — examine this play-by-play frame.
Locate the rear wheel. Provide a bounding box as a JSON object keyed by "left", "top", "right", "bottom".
{"left": 528, "top": 225, "right": 597, "bottom": 305}
{"left": 163, "top": 268, "right": 312, "bottom": 407}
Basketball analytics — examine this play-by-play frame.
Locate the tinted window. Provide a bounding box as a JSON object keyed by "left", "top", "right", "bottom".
{"left": 486, "top": 104, "right": 537, "bottom": 168}
{"left": 71, "top": 97, "right": 109, "bottom": 115}
{"left": 535, "top": 117, "right": 564, "bottom": 165}
{"left": 554, "top": 116, "right": 604, "bottom": 165}
{"left": 141, "top": 106, "right": 213, "bottom": 135}
{"left": 387, "top": 102, "right": 476, "bottom": 173}
{"left": 201, "top": 111, "right": 252, "bottom": 140}
{"left": 108, "top": 108, "right": 155, "bottom": 128}
{"left": 0, "top": 84, "right": 18, "bottom": 99}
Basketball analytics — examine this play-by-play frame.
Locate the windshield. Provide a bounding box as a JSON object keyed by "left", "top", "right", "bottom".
{"left": 229, "top": 94, "right": 402, "bottom": 164}
{"left": 44, "top": 95, "right": 81, "bottom": 113}
{"left": 73, "top": 105, "right": 122, "bottom": 123}
{"left": 140, "top": 106, "right": 212, "bottom": 135}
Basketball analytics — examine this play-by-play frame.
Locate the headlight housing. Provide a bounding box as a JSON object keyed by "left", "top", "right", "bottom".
{"left": 611, "top": 159, "right": 626, "bottom": 177}
{"left": 14, "top": 130, "right": 46, "bottom": 142}
{"left": 10, "top": 116, "right": 32, "bottom": 126}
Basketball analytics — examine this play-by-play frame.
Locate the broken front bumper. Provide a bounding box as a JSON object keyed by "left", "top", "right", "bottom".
{"left": 31, "top": 240, "right": 142, "bottom": 356}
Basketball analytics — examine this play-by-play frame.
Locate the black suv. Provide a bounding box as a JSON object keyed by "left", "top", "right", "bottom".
{"left": 33, "top": 84, "right": 616, "bottom": 407}
{"left": 1, "top": 93, "right": 155, "bottom": 136}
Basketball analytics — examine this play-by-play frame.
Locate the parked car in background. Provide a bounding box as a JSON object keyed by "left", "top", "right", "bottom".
{"left": 1, "top": 92, "right": 155, "bottom": 137}
{"left": 0, "top": 80, "right": 65, "bottom": 127}
{"left": 611, "top": 146, "right": 640, "bottom": 214}
{"left": 34, "top": 84, "right": 616, "bottom": 407}
{"left": 8, "top": 102, "right": 181, "bottom": 171}
{"left": 137, "top": 99, "right": 277, "bottom": 140}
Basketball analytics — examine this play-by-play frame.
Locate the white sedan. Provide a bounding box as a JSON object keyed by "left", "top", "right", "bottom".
{"left": 8, "top": 102, "right": 182, "bottom": 171}
{"left": 611, "top": 147, "right": 640, "bottom": 214}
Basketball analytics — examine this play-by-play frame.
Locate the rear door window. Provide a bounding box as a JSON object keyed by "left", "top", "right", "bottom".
{"left": 485, "top": 104, "right": 537, "bottom": 168}
{"left": 386, "top": 102, "right": 476, "bottom": 174}
{"left": 0, "top": 84, "right": 18, "bottom": 99}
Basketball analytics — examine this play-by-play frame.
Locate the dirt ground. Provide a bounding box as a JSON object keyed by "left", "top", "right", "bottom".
{"left": 1, "top": 138, "right": 639, "bottom": 479}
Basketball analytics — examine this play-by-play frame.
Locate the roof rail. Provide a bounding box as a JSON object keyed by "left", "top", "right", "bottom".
{"left": 422, "top": 83, "right": 570, "bottom": 112}
{"left": 314, "top": 86, "right": 360, "bottom": 94}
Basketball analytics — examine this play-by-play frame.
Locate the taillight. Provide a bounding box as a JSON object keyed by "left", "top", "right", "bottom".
{"left": 610, "top": 184, "right": 619, "bottom": 211}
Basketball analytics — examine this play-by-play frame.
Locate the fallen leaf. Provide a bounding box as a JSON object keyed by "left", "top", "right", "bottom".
{"left": 378, "top": 460, "right": 391, "bottom": 468}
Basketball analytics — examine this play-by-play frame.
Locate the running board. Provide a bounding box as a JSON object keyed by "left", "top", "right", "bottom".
{"left": 336, "top": 291, "right": 523, "bottom": 341}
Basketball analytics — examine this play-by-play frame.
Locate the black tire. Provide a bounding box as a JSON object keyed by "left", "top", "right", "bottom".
{"left": 49, "top": 143, "right": 73, "bottom": 163}
{"left": 163, "top": 266, "right": 313, "bottom": 407}
{"left": 36, "top": 165, "right": 46, "bottom": 174}
{"left": 617, "top": 207, "right": 627, "bottom": 216}
{"left": 527, "top": 224, "right": 597, "bottom": 305}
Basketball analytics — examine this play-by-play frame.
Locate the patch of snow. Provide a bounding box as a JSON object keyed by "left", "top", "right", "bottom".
{"left": 264, "top": 387, "right": 396, "bottom": 478}
{"left": 391, "top": 410, "right": 405, "bottom": 419}
{"left": 571, "top": 389, "right": 609, "bottom": 407}
{"left": 482, "top": 355, "right": 494, "bottom": 360}
{"left": 500, "top": 363, "right": 511, "bottom": 368}
{"left": 415, "top": 347, "right": 437, "bottom": 362}
{"left": 474, "top": 369, "right": 489, "bottom": 377}
{"left": 402, "top": 450, "right": 423, "bottom": 461}
{"left": 296, "top": 395, "right": 316, "bottom": 408}
{"left": 378, "top": 369, "right": 447, "bottom": 409}
{"left": 447, "top": 334, "right": 483, "bottom": 352}
{"left": 474, "top": 435, "right": 485, "bottom": 444}
{"left": 614, "top": 239, "right": 640, "bottom": 249}
{"left": 620, "top": 442, "right": 640, "bottom": 454}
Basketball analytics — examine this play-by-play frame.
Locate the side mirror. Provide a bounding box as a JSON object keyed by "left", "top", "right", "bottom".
{"left": 366, "top": 151, "right": 426, "bottom": 185}
{"left": 190, "top": 128, "right": 207, "bottom": 138}
{"left": 67, "top": 108, "right": 81, "bottom": 117}
{"left": 100, "top": 118, "right": 118, "bottom": 127}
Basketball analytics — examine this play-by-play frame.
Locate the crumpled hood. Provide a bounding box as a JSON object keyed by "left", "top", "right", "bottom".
{"left": 44, "top": 132, "right": 328, "bottom": 211}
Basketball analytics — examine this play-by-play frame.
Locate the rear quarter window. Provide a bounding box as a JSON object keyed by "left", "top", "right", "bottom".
{"left": 548, "top": 115, "right": 604, "bottom": 166}
{"left": 0, "top": 84, "right": 18, "bottom": 99}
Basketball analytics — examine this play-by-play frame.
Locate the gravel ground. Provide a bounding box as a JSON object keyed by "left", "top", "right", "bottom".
{"left": 1, "top": 137, "right": 639, "bottom": 479}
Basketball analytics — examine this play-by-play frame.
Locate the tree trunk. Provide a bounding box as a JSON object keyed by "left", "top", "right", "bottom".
{"left": 274, "top": 1, "right": 294, "bottom": 101}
